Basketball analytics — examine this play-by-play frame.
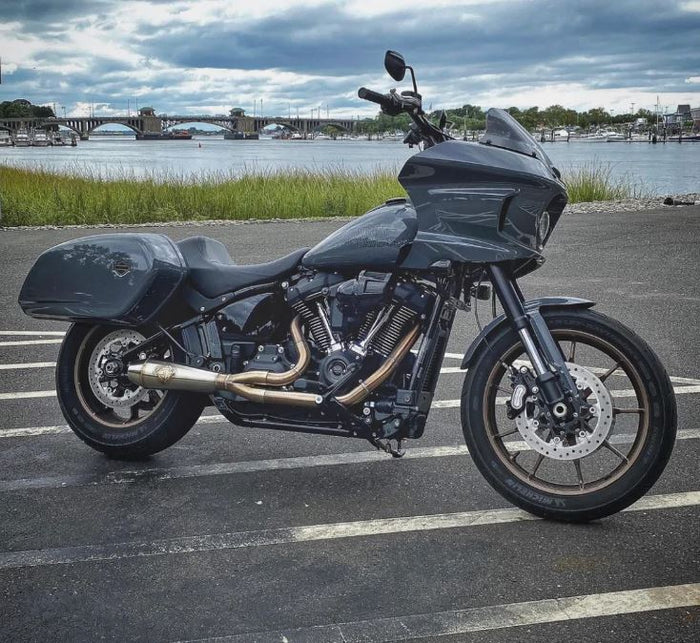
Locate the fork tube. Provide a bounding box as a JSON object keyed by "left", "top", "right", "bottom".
{"left": 488, "top": 265, "right": 548, "bottom": 377}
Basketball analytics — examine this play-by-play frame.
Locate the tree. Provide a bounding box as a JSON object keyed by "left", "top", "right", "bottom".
{"left": 0, "top": 99, "right": 55, "bottom": 118}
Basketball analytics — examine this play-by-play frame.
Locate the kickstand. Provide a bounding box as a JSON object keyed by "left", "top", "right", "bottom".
{"left": 370, "top": 436, "right": 406, "bottom": 458}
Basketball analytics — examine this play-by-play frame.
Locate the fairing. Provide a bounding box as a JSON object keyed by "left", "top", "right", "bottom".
{"left": 398, "top": 135, "right": 566, "bottom": 270}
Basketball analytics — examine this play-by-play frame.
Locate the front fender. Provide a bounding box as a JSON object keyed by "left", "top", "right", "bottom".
{"left": 460, "top": 297, "right": 595, "bottom": 369}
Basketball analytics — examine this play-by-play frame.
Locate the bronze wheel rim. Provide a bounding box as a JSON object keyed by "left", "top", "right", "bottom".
{"left": 482, "top": 329, "right": 650, "bottom": 495}
{"left": 73, "top": 327, "right": 168, "bottom": 429}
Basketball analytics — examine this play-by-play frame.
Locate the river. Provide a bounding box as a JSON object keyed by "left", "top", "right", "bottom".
{"left": 1, "top": 135, "right": 698, "bottom": 195}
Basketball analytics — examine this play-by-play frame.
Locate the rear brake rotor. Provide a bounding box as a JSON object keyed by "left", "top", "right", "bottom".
{"left": 88, "top": 330, "right": 150, "bottom": 409}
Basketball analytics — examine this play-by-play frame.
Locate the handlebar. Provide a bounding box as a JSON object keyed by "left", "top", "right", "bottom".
{"left": 358, "top": 86, "right": 452, "bottom": 148}
{"left": 358, "top": 87, "right": 396, "bottom": 111}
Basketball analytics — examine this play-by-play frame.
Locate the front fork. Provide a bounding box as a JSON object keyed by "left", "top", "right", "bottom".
{"left": 488, "top": 265, "right": 579, "bottom": 420}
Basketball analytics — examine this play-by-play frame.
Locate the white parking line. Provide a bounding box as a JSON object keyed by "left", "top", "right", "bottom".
{"left": 184, "top": 583, "right": 700, "bottom": 642}
{"left": 2, "top": 428, "right": 698, "bottom": 491}
{"left": 0, "top": 339, "right": 63, "bottom": 347}
{"left": 0, "top": 362, "right": 56, "bottom": 371}
{"left": 3, "top": 360, "right": 700, "bottom": 388}
{"left": 0, "top": 390, "right": 56, "bottom": 400}
{"left": 0, "top": 331, "right": 65, "bottom": 336}
{"left": 0, "top": 490, "right": 696, "bottom": 570}
{"left": 2, "top": 383, "right": 700, "bottom": 403}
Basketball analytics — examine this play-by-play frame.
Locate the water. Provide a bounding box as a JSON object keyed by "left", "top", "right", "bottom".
{"left": 1, "top": 135, "right": 698, "bottom": 195}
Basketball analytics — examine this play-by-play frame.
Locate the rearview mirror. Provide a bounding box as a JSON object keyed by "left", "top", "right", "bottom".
{"left": 384, "top": 50, "right": 406, "bottom": 82}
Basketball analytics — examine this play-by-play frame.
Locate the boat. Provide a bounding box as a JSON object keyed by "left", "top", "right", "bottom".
{"left": 32, "top": 130, "right": 50, "bottom": 146}
{"left": 13, "top": 129, "right": 30, "bottom": 147}
{"left": 605, "top": 131, "right": 626, "bottom": 142}
{"left": 170, "top": 129, "right": 193, "bottom": 140}
{"left": 0, "top": 131, "right": 12, "bottom": 146}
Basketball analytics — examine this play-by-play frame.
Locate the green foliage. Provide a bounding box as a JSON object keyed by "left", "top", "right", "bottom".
{"left": 563, "top": 162, "right": 648, "bottom": 202}
{"left": 0, "top": 99, "right": 55, "bottom": 118}
{"left": 0, "top": 163, "right": 647, "bottom": 228}
{"left": 0, "top": 165, "right": 405, "bottom": 227}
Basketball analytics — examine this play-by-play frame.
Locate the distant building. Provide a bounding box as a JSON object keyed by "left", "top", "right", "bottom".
{"left": 691, "top": 107, "right": 700, "bottom": 131}
{"left": 139, "top": 106, "right": 156, "bottom": 117}
{"left": 663, "top": 104, "right": 692, "bottom": 131}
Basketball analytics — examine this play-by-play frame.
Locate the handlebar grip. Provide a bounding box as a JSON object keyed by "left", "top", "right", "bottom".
{"left": 358, "top": 87, "right": 392, "bottom": 108}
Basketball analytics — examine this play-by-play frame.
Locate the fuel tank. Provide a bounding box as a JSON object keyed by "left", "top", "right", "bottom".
{"left": 398, "top": 139, "right": 567, "bottom": 269}
{"left": 302, "top": 199, "right": 418, "bottom": 271}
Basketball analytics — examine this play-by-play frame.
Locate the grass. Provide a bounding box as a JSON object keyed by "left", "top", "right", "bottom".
{"left": 0, "top": 162, "right": 646, "bottom": 227}
{"left": 564, "top": 161, "right": 648, "bottom": 203}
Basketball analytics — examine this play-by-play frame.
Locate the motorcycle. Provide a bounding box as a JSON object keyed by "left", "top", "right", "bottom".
{"left": 19, "top": 51, "right": 676, "bottom": 522}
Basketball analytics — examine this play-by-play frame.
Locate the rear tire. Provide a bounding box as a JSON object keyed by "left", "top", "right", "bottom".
{"left": 56, "top": 323, "right": 206, "bottom": 459}
{"left": 460, "top": 309, "right": 677, "bottom": 521}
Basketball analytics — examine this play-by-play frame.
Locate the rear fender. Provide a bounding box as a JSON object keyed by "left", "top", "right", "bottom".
{"left": 460, "top": 297, "right": 595, "bottom": 369}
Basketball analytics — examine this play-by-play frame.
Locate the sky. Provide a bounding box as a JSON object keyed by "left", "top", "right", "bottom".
{"left": 1, "top": 0, "right": 699, "bottom": 122}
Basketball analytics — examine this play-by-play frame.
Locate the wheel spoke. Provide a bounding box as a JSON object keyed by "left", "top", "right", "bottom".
{"left": 573, "top": 459, "right": 585, "bottom": 489}
{"left": 602, "top": 439, "right": 629, "bottom": 463}
{"left": 494, "top": 428, "right": 519, "bottom": 439}
{"left": 129, "top": 405, "right": 140, "bottom": 421}
{"left": 568, "top": 340, "right": 577, "bottom": 362}
{"left": 600, "top": 361, "right": 622, "bottom": 383}
{"left": 529, "top": 453, "right": 544, "bottom": 479}
{"left": 493, "top": 385, "right": 512, "bottom": 395}
{"left": 613, "top": 407, "right": 646, "bottom": 415}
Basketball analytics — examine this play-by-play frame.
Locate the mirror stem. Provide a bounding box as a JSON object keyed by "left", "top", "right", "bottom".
{"left": 406, "top": 66, "right": 418, "bottom": 94}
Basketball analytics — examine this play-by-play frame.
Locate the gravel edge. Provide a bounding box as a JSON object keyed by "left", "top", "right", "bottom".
{"left": 1, "top": 193, "right": 698, "bottom": 231}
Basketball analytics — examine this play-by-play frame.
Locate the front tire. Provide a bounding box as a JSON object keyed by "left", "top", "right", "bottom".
{"left": 57, "top": 324, "right": 206, "bottom": 459}
{"left": 461, "top": 308, "right": 677, "bottom": 521}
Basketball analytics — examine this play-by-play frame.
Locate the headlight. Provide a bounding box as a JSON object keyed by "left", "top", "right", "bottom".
{"left": 537, "top": 210, "right": 550, "bottom": 248}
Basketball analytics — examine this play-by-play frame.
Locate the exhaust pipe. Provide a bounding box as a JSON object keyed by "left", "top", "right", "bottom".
{"left": 127, "top": 317, "right": 421, "bottom": 409}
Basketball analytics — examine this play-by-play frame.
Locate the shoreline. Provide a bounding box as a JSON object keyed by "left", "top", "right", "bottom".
{"left": 2, "top": 194, "right": 698, "bottom": 231}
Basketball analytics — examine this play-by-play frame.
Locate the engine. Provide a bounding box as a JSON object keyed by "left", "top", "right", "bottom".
{"left": 285, "top": 271, "right": 434, "bottom": 387}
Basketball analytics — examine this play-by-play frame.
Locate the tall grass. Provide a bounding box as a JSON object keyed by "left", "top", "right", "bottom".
{"left": 0, "top": 165, "right": 404, "bottom": 227}
{"left": 563, "top": 162, "right": 648, "bottom": 203}
{"left": 0, "top": 162, "right": 646, "bottom": 227}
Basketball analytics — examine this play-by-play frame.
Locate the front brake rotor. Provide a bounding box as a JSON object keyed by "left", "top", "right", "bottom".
{"left": 514, "top": 362, "right": 614, "bottom": 460}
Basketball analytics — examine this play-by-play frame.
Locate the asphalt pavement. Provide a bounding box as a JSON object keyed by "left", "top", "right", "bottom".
{"left": 1, "top": 205, "right": 699, "bottom": 642}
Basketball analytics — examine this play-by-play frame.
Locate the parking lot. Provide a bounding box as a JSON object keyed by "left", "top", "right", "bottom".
{"left": 1, "top": 205, "right": 699, "bottom": 641}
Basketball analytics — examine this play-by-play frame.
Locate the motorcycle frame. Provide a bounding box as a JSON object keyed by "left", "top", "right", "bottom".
{"left": 119, "top": 261, "right": 581, "bottom": 446}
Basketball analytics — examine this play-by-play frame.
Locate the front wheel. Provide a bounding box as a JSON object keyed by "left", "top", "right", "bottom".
{"left": 461, "top": 308, "right": 677, "bottom": 521}
{"left": 56, "top": 324, "right": 207, "bottom": 459}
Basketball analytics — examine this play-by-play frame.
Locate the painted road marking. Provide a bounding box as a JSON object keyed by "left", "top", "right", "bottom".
{"left": 1, "top": 428, "right": 698, "bottom": 491}
{"left": 183, "top": 583, "right": 700, "bottom": 642}
{"left": 0, "top": 339, "right": 63, "bottom": 347}
{"left": 0, "top": 362, "right": 56, "bottom": 371}
{"left": 2, "top": 383, "right": 700, "bottom": 403}
{"left": 0, "top": 390, "right": 57, "bottom": 400}
{"left": 0, "top": 490, "right": 696, "bottom": 570}
{"left": 2, "top": 360, "right": 700, "bottom": 388}
{"left": 0, "top": 331, "right": 65, "bottom": 336}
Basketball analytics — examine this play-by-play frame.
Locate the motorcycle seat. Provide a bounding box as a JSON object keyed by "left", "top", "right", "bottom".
{"left": 177, "top": 236, "right": 308, "bottom": 298}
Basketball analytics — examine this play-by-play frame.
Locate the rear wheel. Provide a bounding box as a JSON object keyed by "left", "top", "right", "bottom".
{"left": 56, "top": 324, "right": 206, "bottom": 458}
{"left": 460, "top": 309, "right": 677, "bottom": 521}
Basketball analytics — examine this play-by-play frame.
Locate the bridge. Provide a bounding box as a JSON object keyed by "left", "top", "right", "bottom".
{"left": 0, "top": 108, "right": 357, "bottom": 140}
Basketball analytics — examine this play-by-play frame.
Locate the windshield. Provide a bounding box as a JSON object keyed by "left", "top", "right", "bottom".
{"left": 479, "top": 108, "right": 555, "bottom": 171}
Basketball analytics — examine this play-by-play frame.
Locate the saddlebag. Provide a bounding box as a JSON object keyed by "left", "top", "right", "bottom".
{"left": 18, "top": 233, "right": 187, "bottom": 325}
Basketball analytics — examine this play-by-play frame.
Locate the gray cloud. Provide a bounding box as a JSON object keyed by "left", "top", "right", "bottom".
{"left": 2, "top": 0, "right": 699, "bottom": 115}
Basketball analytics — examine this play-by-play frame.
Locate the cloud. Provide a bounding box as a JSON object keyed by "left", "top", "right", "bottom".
{"left": 1, "top": 0, "right": 698, "bottom": 118}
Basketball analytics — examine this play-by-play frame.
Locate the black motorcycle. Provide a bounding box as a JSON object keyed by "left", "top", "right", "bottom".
{"left": 20, "top": 51, "right": 676, "bottom": 521}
